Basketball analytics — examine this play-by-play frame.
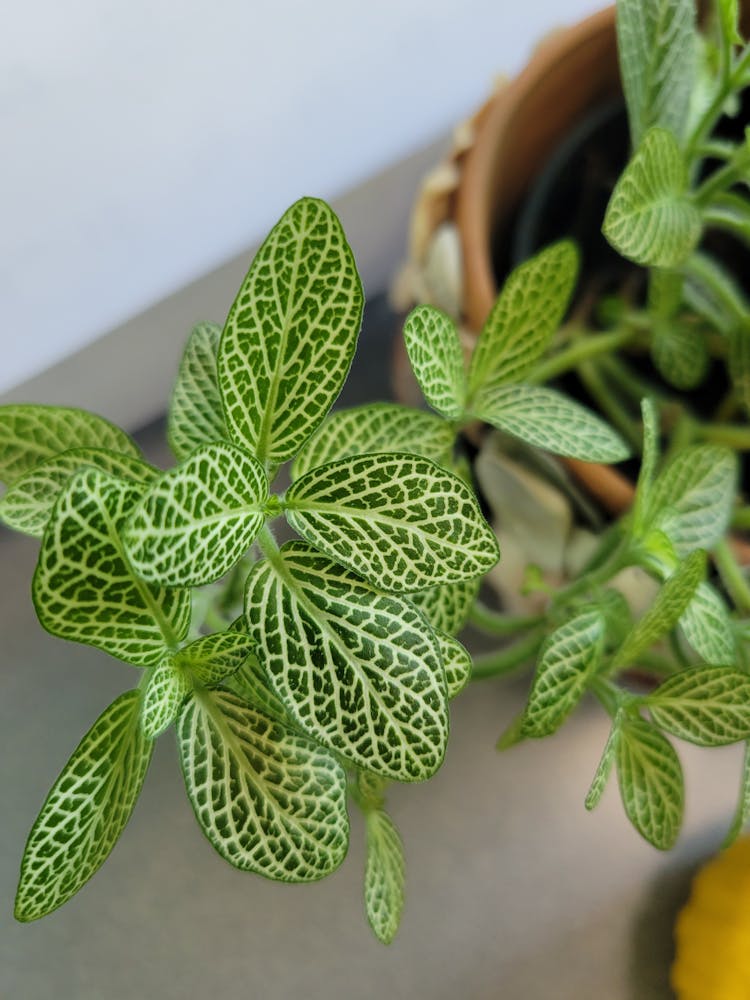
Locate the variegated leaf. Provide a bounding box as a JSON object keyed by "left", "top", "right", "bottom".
{"left": 285, "top": 453, "right": 498, "bottom": 593}
{"left": 33, "top": 469, "right": 190, "bottom": 666}
{"left": 244, "top": 541, "right": 449, "bottom": 781}
{"left": 616, "top": 0, "right": 696, "bottom": 146}
{"left": 612, "top": 550, "right": 706, "bottom": 669}
{"left": 364, "top": 809, "right": 406, "bottom": 945}
{"left": 224, "top": 650, "right": 293, "bottom": 725}
{"left": 407, "top": 578, "right": 480, "bottom": 635}
{"left": 403, "top": 305, "right": 466, "bottom": 419}
{"left": 522, "top": 611, "right": 605, "bottom": 738}
{"left": 435, "top": 630, "right": 472, "bottom": 699}
{"left": 632, "top": 398, "right": 660, "bottom": 531}
{"left": 0, "top": 404, "right": 141, "bottom": 487}
{"left": 644, "top": 444, "right": 737, "bottom": 554}
{"left": 0, "top": 447, "right": 157, "bottom": 538}
{"left": 651, "top": 320, "right": 708, "bottom": 391}
{"left": 174, "top": 631, "right": 255, "bottom": 685}
{"left": 467, "top": 242, "right": 578, "bottom": 396}
{"left": 680, "top": 583, "right": 736, "bottom": 664}
{"left": 585, "top": 716, "right": 622, "bottom": 811}
{"left": 603, "top": 128, "right": 701, "bottom": 267}
{"left": 647, "top": 667, "right": 750, "bottom": 747}
{"left": 141, "top": 659, "right": 192, "bottom": 739}
{"left": 124, "top": 442, "right": 269, "bottom": 587}
{"left": 292, "top": 403, "right": 454, "bottom": 481}
{"left": 15, "top": 690, "right": 153, "bottom": 921}
{"left": 616, "top": 716, "right": 683, "bottom": 850}
{"left": 217, "top": 197, "right": 364, "bottom": 464}
{"left": 178, "top": 688, "right": 349, "bottom": 880}
{"left": 168, "top": 322, "right": 229, "bottom": 460}
{"left": 470, "top": 384, "right": 629, "bottom": 463}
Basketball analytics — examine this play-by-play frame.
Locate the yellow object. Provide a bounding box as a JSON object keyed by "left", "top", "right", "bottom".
{"left": 672, "top": 837, "right": 750, "bottom": 999}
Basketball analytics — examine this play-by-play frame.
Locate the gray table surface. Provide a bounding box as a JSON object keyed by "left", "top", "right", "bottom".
{"left": 1, "top": 302, "right": 742, "bottom": 999}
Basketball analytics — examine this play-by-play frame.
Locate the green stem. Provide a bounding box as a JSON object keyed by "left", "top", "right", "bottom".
{"left": 694, "top": 421, "right": 750, "bottom": 451}
{"left": 552, "top": 539, "right": 632, "bottom": 607}
{"left": 694, "top": 154, "right": 750, "bottom": 206}
{"left": 732, "top": 506, "right": 750, "bottom": 530}
{"left": 577, "top": 360, "right": 642, "bottom": 451}
{"left": 471, "top": 630, "right": 544, "bottom": 681}
{"left": 257, "top": 523, "right": 281, "bottom": 561}
{"left": 468, "top": 602, "right": 543, "bottom": 636}
{"left": 527, "top": 329, "right": 634, "bottom": 385}
{"left": 589, "top": 676, "right": 623, "bottom": 718}
{"left": 715, "top": 538, "right": 750, "bottom": 612}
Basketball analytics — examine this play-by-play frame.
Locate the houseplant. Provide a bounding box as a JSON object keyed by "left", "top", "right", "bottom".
{"left": 3, "top": 0, "right": 750, "bottom": 958}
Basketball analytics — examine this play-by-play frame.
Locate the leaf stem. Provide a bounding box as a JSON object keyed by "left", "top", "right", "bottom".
{"left": 470, "top": 630, "right": 544, "bottom": 681}
{"left": 694, "top": 421, "right": 750, "bottom": 451}
{"left": 468, "top": 602, "right": 543, "bottom": 636}
{"left": 577, "top": 360, "right": 642, "bottom": 451}
{"left": 551, "top": 539, "right": 632, "bottom": 607}
{"left": 714, "top": 538, "right": 750, "bottom": 612}
{"left": 527, "top": 328, "right": 634, "bottom": 385}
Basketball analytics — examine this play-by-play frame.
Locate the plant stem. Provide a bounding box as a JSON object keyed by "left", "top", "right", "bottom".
{"left": 732, "top": 506, "right": 750, "bottom": 530}
{"left": 551, "top": 539, "right": 632, "bottom": 607}
{"left": 589, "top": 676, "right": 623, "bottom": 718}
{"left": 471, "top": 630, "right": 544, "bottom": 681}
{"left": 695, "top": 422, "right": 750, "bottom": 451}
{"left": 468, "top": 602, "right": 543, "bottom": 636}
{"left": 577, "top": 360, "right": 642, "bottom": 451}
{"left": 715, "top": 538, "right": 750, "bottom": 612}
{"left": 527, "top": 328, "right": 634, "bottom": 384}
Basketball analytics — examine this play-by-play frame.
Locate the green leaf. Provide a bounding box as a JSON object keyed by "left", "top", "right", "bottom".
{"left": 521, "top": 611, "right": 605, "bottom": 738}
{"left": 651, "top": 320, "right": 709, "bottom": 390}
{"left": 469, "top": 384, "right": 630, "bottom": 463}
{"left": 729, "top": 327, "right": 750, "bottom": 415}
{"left": 141, "top": 659, "right": 192, "bottom": 739}
{"left": 178, "top": 688, "right": 349, "bottom": 880}
{"left": 680, "top": 582, "right": 737, "bottom": 663}
{"left": 0, "top": 448, "right": 157, "bottom": 538}
{"left": 724, "top": 740, "right": 750, "bottom": 847}
{"left": 585, "top": 716, "right": 621, "bottom": 811}
{"left": 704, "top": 191, "right": 750, "bottom": 245}
{"left": 644, "top": 444, "right": 737, "bottom": 555}
{"left": 364, "top": 809, "right": 406, "bottom": 945}
{"left": 0, "top": 404, "right": 141, "bottom": 488}
{"left": 467, "top": 241, "right": 578, "bottom": 396}
{"left": 124, "top": 442, "right": 268, "bottom": 587}
{"left": 682, "top": 252, "right": 749, "bottom": 334}
{"left": 292, "top": 403, "right": 454, "bottom": 481}
{"left": 168, "top": 322, "right": 229, "bottom": 461}
{"left": 15, "top": 690, "right": 153, "bottom": 921}
{"left": 616, "top": 0, "right": 696, "bottom": 147}
{"left": 244, "top": 541, "right": 449, "bottom": 781}
{"left": 603, "top": 128, "right": 701, "bottom": 267}
{"left": 647, "top": 666, "right": 750, "bottom": 747}
{"left": 632, "top": 398, "right": 660, "bottom": 532}
{"left": 718, "top": 0, "right": 743, "bottom": 48}
{"left": 224, "top": 651, "right": 293, "bottom": 725}
{"left": 33, "top": 469, "right": 190, "bottom": 666}
{"left": 406, "top": 578, "right": 480, "bottom": 635}
{"left": 403, "top": 305, "right": 466, "bottom": 419}
{"left": 616, "top": 716, "right": 683, "bottom": 849}
{"left": 217, "top": 197, "right": 364, "bottom": 464}
{"left": 435, "top": 630, "right": 472, "bottom": 699}
{"left": 174, "top": 631, "right": 254, "bottom": 685}
{"left": 285, "top": 453, "right": 499, "bottom": 594}
{"left": 612, "top": 549, "right": 706, "bottom": 669}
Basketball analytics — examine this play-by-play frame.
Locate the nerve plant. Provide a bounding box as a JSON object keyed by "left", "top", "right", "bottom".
{"left": 4, "top": 0, "right": 750, "bottom": 948}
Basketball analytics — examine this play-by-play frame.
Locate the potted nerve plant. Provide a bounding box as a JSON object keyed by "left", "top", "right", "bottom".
{"left": 3, "top": 0, "right": 750, "bottom": 951}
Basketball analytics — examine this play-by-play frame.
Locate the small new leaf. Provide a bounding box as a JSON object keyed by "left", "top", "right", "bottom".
{"left": 603, "top": 128, "right": 701, "bottom": 267}
{"left": 292, "top": 403, "right": 454, "bottom": 481}
{"left": 435, "top": 630, "right": 472, "bottom": 699}
{"left": 124, "top": 442, "right": 268, "bottom": 587}
{"left": 467, "top": 241, "right": 578, "bottom": 396}
{"left": 245, "top": 541, "right": 449, "bottom": 781}
{"left": 0, "top": 448, "right": 157, "bottom": 538}
{"left": 616, "top": 716, "right": 684, "bottom": 850}
{"left": 15, "top": 690, "right": 153, "bottom": 921}
{"left": 585, "top": 716, "right": 622, "bottom": 811}
{"left": 680, "top": 583, "right": 736, "bottom": 664}
{"left": 632, "top": 398, "right": 660, "bottom": 533}
{"left": 470, "top": 384, "right": 630, "bottom": 463}
{"left": 364, "top": 809, "right": 406, "bottom": 945}
{"left": 178, "top": 689, "right": 349, "bottom": 881}
{"left": 407, "top": 578, "right": 480, "bottom": 635}
{"left": 33, "top": 469, "right": 190, "bottom": 666}
{"left": 285, "top": 453, "right": 499, "bottom": 593}
{"left": 168, "top": 322, "right": 229, "bottom": 460}
{"left": 522, "top": 611, "right": 605, "bottom": 738}
{"left": 613, "top": 550, "right": 706, "bottom": 669}
{"left": 647, "top": 666, "right": 750, "bottom": 747}
{"left": 141, "top": 659, "right": 192, "bottom": 739}
{"left": 0, "top": 404, "right": 141, "bottom": 487}
{"left": 174, "top": 631, "right": 255, "bottom": 685}
{"left": 651, "top": 320, "right": 708, "bottom": 391}
{"left": 217, "top": 197, "right": 364, "bottom": 464}
{"left": 403, "top": 305, "right": 467, "bottom": 419}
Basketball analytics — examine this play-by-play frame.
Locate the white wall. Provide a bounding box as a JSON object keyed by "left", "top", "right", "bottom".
{"left": 1, "top": 0, "right": 602, "bottom": 395}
